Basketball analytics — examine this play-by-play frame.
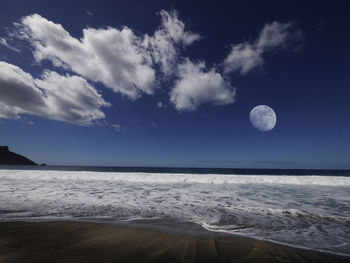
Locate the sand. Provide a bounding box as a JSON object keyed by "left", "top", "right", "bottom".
{"left": 0, "top": 221, "right": 348, "bottom": 263}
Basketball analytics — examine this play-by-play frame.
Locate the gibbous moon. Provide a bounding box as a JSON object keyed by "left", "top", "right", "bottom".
{"left": 249, "top": 105, "right": 277, "bottom": 132}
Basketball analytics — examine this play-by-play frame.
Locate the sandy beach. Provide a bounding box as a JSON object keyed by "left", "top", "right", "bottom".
{"left": 0, "top": 221, "right": 348, "bottom": 263}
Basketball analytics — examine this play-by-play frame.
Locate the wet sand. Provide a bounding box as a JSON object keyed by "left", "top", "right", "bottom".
{"left": 0, "top": 221, "right": 349, "bottom": 263}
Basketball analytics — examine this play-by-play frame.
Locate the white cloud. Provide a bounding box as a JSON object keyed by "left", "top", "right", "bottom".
{"left": 85, "top": 9, "right": 93, "bottom": 16}
{"left": 35, "top": 71, "right": 110, "bottom": 125}
{"left": 170, "top": 59, "right": 236, "bottom": 111}
{"left": 0, "top": 38, "right": 20, "bottom": 53}
{"left": 15, "top": 11, "right": 200, "bottom": 99}
{"left": 112, "top": 123, "right": 121, "bottom": 132}
{"left": 17, "top": 14, "right": 156, "bottom": 99}
{"left": 143, "top": 10, "right": 200, "bottom": 76}
{"left": 158, "top": 10, "right": 200, "bottom": 46}
{"left": 224, "top": 21, "right": 299, "bottom": 75}
{"left": 143, "top": 30, "right": 177, "bottom": 76}
{"left": 223, "top": 43, "right": 263, "bottom": 75}
{"left": 0, "top": 61, "right": 109, "bottom": 125}
{"left": 2, "top": 12, "right": 300, "bottom": 119}
{"left": 256, "top": 21, "right": 295, "bottom": 51}
{"left": 0, "top": 62, "right": 46, "bottom": 119}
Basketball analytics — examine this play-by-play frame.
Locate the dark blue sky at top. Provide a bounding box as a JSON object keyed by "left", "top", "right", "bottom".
{"left": 0, "top": 0, "right": 349, "bottom": 169}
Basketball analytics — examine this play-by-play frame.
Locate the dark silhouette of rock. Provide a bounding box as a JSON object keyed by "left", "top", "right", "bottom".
{"left": 40, "top": 163, "right": 47, "bottom": 166}
{"left": 0, "top": 146, "right": 38, "bottom": 165}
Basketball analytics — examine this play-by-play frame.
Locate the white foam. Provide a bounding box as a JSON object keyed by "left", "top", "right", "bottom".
{"left": 0, "top": 169, "right": 349, "bottom": 186}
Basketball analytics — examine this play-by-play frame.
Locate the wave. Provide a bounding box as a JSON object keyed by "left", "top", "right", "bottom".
{"left": 0, "top": 169, "right": 349, "bottom": 186}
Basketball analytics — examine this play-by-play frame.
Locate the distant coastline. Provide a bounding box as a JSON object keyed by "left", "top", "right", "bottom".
{"left": 0, "top": 146, "right": 37, "bottom": 166}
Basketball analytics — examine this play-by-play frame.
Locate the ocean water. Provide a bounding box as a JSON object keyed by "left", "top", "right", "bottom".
{"left": 0, "top": 166, "right": 349, "bottom": 256}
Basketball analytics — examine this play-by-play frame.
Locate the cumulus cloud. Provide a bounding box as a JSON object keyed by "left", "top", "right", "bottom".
{"left": 0, "top": 62, "right": 46, "bottom": 119}
{"left": 14, "top": 11, "right": 199, "bottom": 99}
{"left": 224, "top": 21, "right": 299, "bottom": 75}
{"left": 170, "top": 59, "right": 236, "bottom": 111}
{"left": 16, "top": 14, "right": 155, "bottom": 99}
{"left": 0, "top": 61, "right": 109, "bottom": 125}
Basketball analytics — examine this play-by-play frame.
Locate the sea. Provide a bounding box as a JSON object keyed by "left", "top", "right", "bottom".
{"left": 0, "top": 165, "right": 349, "bottom": 257}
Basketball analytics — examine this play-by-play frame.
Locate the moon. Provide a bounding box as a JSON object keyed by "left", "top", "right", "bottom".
{"left": 249, "top": 105, "right": 277, "bottom": 132}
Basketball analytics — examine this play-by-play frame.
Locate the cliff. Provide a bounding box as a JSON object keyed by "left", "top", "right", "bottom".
{"left": 0, "top": 146, "right": 38, "bottom": 165}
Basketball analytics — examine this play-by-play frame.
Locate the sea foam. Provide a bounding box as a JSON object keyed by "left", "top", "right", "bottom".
{"left": 0, "top": 169, "right": 349, "bottom": 185}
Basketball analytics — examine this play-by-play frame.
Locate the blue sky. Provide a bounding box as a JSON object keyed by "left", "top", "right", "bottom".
{"left": 0, "top": 0, "right": 349, "bottom": 169}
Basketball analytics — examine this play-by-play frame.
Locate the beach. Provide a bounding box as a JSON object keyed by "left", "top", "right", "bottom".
{"left": 0, "top": 168, "right": 349, "bottom": 258}
{"left": 0, "top": 221, "right": 349, "bottom": 263}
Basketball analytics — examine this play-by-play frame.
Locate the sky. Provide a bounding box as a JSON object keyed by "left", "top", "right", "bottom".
{"left": 0, "top": 0, "right": 349, "bottom": 169}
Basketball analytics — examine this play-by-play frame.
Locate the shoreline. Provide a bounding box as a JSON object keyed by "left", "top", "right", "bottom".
{"left": 0, "top": 221, "right": 349, "bottom": 263}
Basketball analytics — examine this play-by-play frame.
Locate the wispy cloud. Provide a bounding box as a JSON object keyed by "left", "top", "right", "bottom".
{"left": 112, "top": 123, "right": 121, "bottom": 132}
{"left": 0, "top": 38, "right": 20, "bottom": 53}
{"left": 223, "top": 21, "right": 301, "bottom": 75}
{"left": 144, "top": 10, "right": 200, "bottom": 76}
{"left": 85, "top": 9, "right": 93, "bottom": 16}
